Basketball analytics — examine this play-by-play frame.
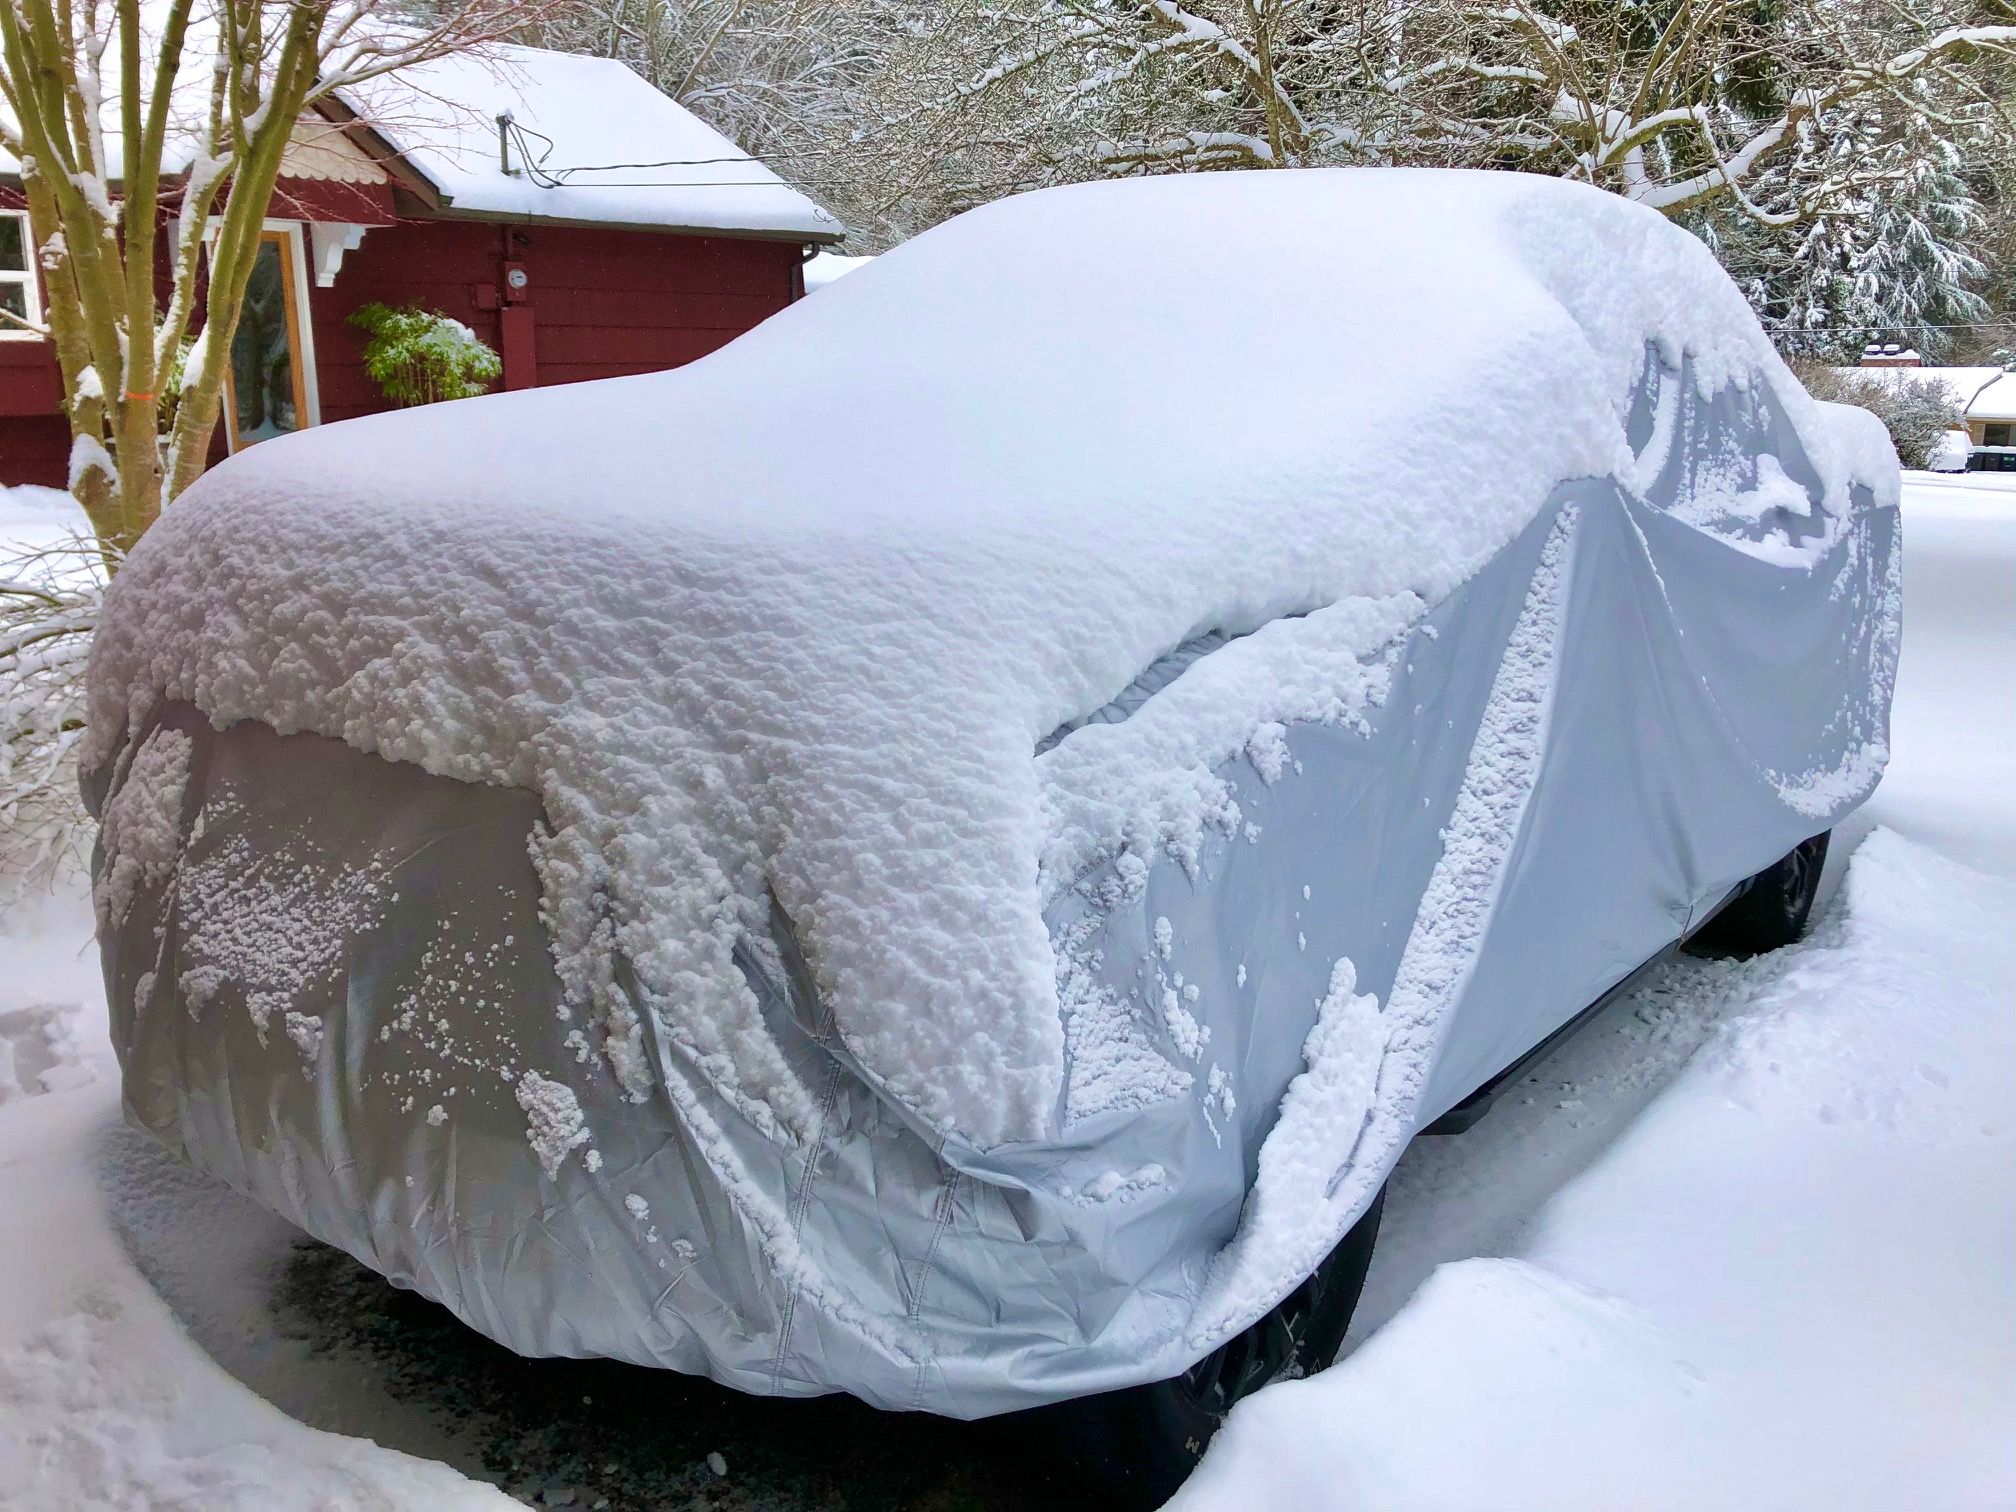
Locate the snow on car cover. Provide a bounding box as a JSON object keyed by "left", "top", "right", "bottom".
{"left": 84, "top": 169, "right": 1900, "bottom": 1413}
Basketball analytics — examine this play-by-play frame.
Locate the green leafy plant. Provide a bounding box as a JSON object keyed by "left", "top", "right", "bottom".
{"left": 348, "top": 303, "right": 503, "bottom": 407}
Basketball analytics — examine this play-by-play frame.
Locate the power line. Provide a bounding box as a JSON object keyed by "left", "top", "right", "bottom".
{"left": 498, "top": 116, "right": 845, "bottom": 192}
{"left": 1762, "top": 319, "right": 2016, "bottom": 333}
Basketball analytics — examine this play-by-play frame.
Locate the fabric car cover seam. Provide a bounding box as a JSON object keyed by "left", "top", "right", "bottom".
{"left": 906, "top": 1163, "right": 964, "bottom": 1410}
{"left": 767, "top": 1061, "right": 848, "bottom": 1390}
{"left": 1324, "top": 500, "right": 1579, "bottom": 1202}
{"left": 769, "top": 1006, "right": 852, "bottom": 1394}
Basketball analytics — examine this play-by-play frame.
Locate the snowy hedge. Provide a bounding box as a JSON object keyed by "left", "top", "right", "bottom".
{"left": 1796, "top": 365, "right": 1966, "bottom": 471}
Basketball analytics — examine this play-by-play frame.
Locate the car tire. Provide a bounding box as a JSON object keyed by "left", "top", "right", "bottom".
{"left": 1684, "top": 831, "right": 1830, "bottom": 959}
{"left": 1041, "top": 1186, "right": 1387, "bottom": 1507}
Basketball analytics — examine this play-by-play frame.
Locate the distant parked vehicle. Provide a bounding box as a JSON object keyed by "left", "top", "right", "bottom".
{"left": 87, "top": 169, "right": 1899, "bottom": 1503}
{"left": 1928, "top": 428, "right": 1972, "bottom": 473}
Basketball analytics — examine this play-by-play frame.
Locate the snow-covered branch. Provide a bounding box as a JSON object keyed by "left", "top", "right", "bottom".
{"left": 820, "top": 0, "right": 2014, "bottom": 245}
{"left": 0, "top": 534, "right": 106, "bottom": 897}
{"left": 1545, "top": 19, "right": 2016, "bottom": 217}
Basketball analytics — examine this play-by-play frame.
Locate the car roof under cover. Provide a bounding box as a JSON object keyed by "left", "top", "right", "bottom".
{"left": 87, "top": 168, "right": 1895, "bottom": 1152}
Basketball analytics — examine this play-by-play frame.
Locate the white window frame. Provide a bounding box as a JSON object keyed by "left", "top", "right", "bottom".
{"left": 208, "top": 217, "right": 322, "bottom": 446}
{"left": 0, "top": 208, "right": 46, "bottom": 340}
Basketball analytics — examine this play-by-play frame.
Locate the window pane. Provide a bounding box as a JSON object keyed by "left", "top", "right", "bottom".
{"left": 0, "top": 280, "right": 27, "bottom": 321}
{"left": 230, "top": 239, "right": 301, "bottom": 445}
{"left": 1986, "top": 424, "right": 2011, "bottom": 448}
{"left": 0, "top": 215, "right": 25, "bottom": 272}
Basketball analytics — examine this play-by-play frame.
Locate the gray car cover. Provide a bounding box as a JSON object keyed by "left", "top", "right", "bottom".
{"left": 88, "top": 337, "right": 1899, "bottom": 1418}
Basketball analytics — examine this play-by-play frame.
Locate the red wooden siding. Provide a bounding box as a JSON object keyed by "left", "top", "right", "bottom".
{"left": 526, "top": 228, "right": 801, "bottom": 379}
{"left": 305, "top": 219, "right": 803, "bottom": 424}
{"left": 0, "top": 339, "right": 62, "bottom": 416}
{"left": 0, "top": 415, "right": 69, "bottom": 488}
{"left": 305, "top": 219, "right": 505, "bottom": 425}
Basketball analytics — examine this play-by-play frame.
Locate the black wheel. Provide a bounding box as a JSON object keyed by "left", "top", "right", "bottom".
{"left": 1684, "top": 831, "right": 1829, "bottom": 960}
{"left": 1039, "top": 1186, "right": 1386, "bottom": 1507}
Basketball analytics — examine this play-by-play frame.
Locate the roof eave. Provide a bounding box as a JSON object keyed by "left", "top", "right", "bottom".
{"left": 310, "top": 96, "right": 446, "bottom": 212}
{"left": 415, "top": 202, "right": 845, "bottom": 244}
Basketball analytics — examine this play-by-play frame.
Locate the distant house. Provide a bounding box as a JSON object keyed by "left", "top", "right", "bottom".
{"left": 1956, "top": 372, "right": 2016, "bottom": 469}
{"left": 1851, "top": 349, "right": 2016, "bottom": 472}
{"left": 1, "top": 43, "right": 840, "bottom": 489}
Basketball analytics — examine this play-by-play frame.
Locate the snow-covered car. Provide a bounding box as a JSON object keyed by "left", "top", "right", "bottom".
{"left": 1927, "top": 426, "right": 1972, "bottom": 473}
{"left": 85, "top": 169, "right": 1899, "bottom": 1499}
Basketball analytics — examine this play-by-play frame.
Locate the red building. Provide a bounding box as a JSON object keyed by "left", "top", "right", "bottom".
{"left": 1, "top": 43, "right": 840, "bottom": 488}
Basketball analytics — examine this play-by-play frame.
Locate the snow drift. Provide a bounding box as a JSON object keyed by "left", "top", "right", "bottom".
{"left": 1171, "top": 830, "right": 2016, "bottom": 1512}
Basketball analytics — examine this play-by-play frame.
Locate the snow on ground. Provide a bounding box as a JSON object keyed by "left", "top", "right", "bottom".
{"left": 1176, "top": 471, "right": 2016, "bottom": 1512}
{"left": 0, "top": 890, "right": 99, "bottom": 1106}
{"left": 0, "top": 892, "right": 509, "bottom": 1510}
{"left": 0, "top": 482, "right": 86, "bottom": 537}
{"left": 1179, "top": 832, "right": 2016, "bottom": 1512}
{"left": 1860, "top": 472, "right": 2016, "bottom": 877}
{"left": 0, "top": 482, "right": 97, "bottom": 588}
{"left": 0, "top": 471, "right": 2011, "bottom": 1509}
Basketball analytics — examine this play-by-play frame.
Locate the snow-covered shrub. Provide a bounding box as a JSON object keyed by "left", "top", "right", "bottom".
{"left": 347, "top": 304, "right": 502, "bottom": 407}
{"left": 1882, "top": 379, "right": 1970, "bottom": 470}
{"left": 1795, "top": 364, "right": 1964, "bottom": 470}
{"left": 0, "top": 533, "right": 106, "bottom": 896}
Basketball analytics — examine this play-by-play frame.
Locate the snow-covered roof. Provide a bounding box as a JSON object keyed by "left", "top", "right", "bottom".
{"left": 89, "top": 169, "right": 1895, "bottom": 1151}
{"left": 2, "top": 23, "right": 837, "bottom": 242}
{"left": 1847, "top": 364, "right": 2016, "bottom": 419}
{"left": 1958, "top": 372, "right": 2016, "bottom": 420}
{"left": 333, "top": 46, "right": 838, "bottom": 241}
